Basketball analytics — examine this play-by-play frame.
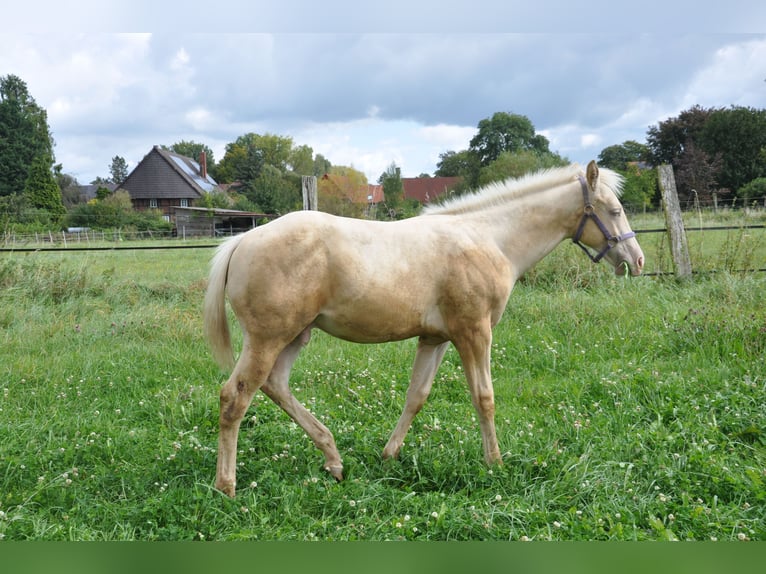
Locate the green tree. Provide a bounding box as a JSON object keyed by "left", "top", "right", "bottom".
{"left": 620, "top": 163, "right": 658, "bottom": 211}
{"left": 109, "top": 156, "right": 129, "bottom": 185}
{"left": 0, "top": 74, "right": 55, "bottom": 197}
{"left": 378, "top": 162, "right": 404, "bottom": 219}
{"left": 288, "top": 144, "right": 315, "bottom": 175}
{"left": 54, "top": 164, "right": 82, "bottom": 209}
{"left": 699, "top": 106, "right": 766, "bottom": 195}
{"left": 477, "top": 149, "right": 568, "bottom": 187}
{"left": 23, "top": 154, "right": 65, "bottom": 216}
{"left": 597, "top": 140, "right": 650, "bottom": 171}
{"left": 313, "top": 153, "right": 332, "bottom": 177}
{"left": 245, "top": 165, "right": 301, "bottom": 214}
{"left": 469, "top": 112, "right": 550, "bottom": 167}
{"left": 216, "top": 134, "right": 268, "bottom": 183}
{"left": 737, "top": 177, "right": 766, "bottom": 203}
{"left": 435, "top": 149, "right": 479, "bottom": 177}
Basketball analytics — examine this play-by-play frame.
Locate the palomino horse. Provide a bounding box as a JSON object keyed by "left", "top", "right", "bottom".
{"left": 204, "top": 161, "right": 644, "bottom": 497}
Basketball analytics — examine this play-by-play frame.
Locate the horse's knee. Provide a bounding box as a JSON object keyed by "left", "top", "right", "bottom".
{"left": 472, "top": 391, "right": 495, "bottom": 419}
{"left": 219, "top": 380, "right": 250, "bottom": 426}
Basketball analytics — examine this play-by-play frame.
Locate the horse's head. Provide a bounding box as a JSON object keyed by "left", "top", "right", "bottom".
{"left": 572, "top": 161, "right": 645, "bottom": 276}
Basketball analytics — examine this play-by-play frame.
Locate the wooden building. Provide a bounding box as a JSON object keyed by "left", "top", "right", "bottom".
{"left": 121, "top": 146, "right": 219, "bottom": 221}
{"left": 173, "top": 206, "right": 275, "bottom": 238}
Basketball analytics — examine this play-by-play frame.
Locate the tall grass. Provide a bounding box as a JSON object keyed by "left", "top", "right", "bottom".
{"left": 0, "top": 233, "right": 764, "bottom": 540}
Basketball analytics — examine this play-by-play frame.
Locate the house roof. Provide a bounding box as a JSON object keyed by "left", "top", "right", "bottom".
{"left": 172, "top": 206, "right": 272, "bottom": 218}
{"left": 121, "top": 145, "right": 219, "bottom": 200}
{"left": 77, "top": 183, "right": 118, "bottom": 201}
{"left": 401, "top": 177, "right": 462, "bottom": 203}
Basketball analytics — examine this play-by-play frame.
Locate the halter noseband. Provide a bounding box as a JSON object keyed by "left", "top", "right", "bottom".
{"left": 572, "top": 175, "right": 635, "bottom": 264}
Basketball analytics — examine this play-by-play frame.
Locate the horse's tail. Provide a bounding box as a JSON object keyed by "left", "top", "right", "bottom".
{"left": 203, "top": 233, "right": 245, "bottom": 371}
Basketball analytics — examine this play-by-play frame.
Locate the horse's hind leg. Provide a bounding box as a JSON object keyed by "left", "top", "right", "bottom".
{"left": 216, "top": 338, "right": 280, "bottom": 497}
{"left": 260, "top": 329, "right": 344, "bottom": 480}
{"left": 383, "top": 340, "right": 449, "bottom": 460}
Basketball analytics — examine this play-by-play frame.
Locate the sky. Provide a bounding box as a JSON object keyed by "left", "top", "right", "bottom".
{"left": 2, "top": 2, "right": 765, "bottom": 185}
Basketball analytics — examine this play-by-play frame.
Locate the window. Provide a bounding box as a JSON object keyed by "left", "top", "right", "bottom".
{"left": 180, "top": 198, "right": 189, "bottom": 208}
{"left": 149, "top": 198, "right": 158, "bottom": 209}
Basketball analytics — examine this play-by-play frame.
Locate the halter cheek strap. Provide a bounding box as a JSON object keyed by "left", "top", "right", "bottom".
{"left": 572, "top": 175, "right": 636, "bottom": 264}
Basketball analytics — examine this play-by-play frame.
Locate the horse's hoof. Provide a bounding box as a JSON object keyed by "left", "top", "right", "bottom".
{"left": 216, "top": 480, "right": 236, "bottom": 498}
{"left": 325, "top": 464, "right": 344, "bottom": 481}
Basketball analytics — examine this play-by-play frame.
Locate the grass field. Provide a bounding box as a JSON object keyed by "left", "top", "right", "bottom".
{"left": 0, "top": 214, "right": 764, "bottom": 540}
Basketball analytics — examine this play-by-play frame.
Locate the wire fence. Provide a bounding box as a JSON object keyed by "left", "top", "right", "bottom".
{"left": 2, "top": 217, "right": 765, "bottom": 277}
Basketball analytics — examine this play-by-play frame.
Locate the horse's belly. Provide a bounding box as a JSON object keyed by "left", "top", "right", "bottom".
{"left": 313, "top": 301, "right": 442, "bottom": 344}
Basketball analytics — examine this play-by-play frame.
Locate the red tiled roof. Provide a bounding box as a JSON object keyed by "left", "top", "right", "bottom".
{"left": 401, "top": 177, "right": 462, "bottom": 203}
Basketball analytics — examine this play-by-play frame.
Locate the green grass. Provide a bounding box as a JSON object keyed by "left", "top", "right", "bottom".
{"left": 0, "top": 227, "right": 764, "bottom": 540}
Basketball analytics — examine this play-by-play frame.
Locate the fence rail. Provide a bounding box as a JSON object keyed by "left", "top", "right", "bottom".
{"left": 2, "top": 216, "right": 765, "bottom": 277}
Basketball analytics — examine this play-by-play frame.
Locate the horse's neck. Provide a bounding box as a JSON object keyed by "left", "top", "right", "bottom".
{"left": 477, "top": 180, "right": 581, "bottom": 277}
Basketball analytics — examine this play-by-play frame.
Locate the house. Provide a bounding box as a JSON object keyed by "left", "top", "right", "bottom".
{"left": 401, "top": 177, "right": 462, "bottom": 204}
{"left": 121, "top": 145, "right": 219, "bottom": 221}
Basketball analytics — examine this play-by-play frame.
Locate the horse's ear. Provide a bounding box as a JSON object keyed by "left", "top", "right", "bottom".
{"left": 586, "top": 160, "right": 599, "bottom": 190}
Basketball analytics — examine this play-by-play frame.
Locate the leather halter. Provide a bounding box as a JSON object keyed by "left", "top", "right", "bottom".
{"left": 572, "top": 175, "right": 636, "bottom": 263}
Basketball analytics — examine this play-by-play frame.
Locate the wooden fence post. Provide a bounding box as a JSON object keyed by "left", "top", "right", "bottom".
{"left": 302, "top": 176, "right": 317, "bottom": 211}
{"left": 658, "top": 164, "right": 692, "bottom": 278}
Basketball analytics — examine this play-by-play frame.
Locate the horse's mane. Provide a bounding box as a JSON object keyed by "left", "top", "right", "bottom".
{"left": 422, "top": 163, "right": 624, "bottom": 216}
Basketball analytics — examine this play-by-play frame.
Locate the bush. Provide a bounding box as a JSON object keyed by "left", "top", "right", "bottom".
{"left": 64, "top": 191, "right": 171, "bottom": 232}
{"left": 738, "top": 177, "right": 766, "bottom": 203}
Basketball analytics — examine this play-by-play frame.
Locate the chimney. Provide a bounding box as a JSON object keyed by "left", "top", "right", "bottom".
{"left": 199, "top": 151, "right": 207, "bottom": 179}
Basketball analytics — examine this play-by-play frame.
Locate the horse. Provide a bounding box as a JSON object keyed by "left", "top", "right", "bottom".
{"left": 203, "top": 160, "right": 644, "bottom": 497}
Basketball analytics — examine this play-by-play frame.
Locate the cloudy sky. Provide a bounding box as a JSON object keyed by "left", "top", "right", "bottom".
{"left": 2, "top": 2, "right": 765, "bottom": 184}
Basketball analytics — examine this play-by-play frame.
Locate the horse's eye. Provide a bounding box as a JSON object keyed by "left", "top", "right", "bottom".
{"left": 610, "top": 209, "right": 622, "bottom": 217}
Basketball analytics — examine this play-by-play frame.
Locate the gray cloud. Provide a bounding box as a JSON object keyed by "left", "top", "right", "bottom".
{"left": 2, "top": 30, "right": 764, "bottom": 182}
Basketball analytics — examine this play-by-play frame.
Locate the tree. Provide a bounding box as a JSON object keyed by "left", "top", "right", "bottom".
{"left": 476, "top": 149, "right": 568, "bottom": 187}
{"left": 646, "top": 105, "right": 713, "bottom": 167}
{"left": 378, "top": 162, "right": 404, "bottom": 219}
{"left": 737, "top": 177, "right": 766, "bottom": 203}
{"left": 109, "top": 156, "right": 129, "bottom": 185}
{"left": 24, "top": 154, "right": 65, "bottom": 216}
{"left": 0, "top": 74, "right": 55, "bottom": 197}
{"left": 645, "top": 104, "right": 766, "bottom": 202}
{"left": 620, "top": 163, "right": 658, "bottom": 211}
{"left": 645, "top": 105, "right": 718, "bottom": 201}
{"left": 244, "top": 165, "right": 301, "bottom": 214}
{"left": 597, "top": 141, "right": 650, "bottom": 171}
{"left": 699, "top": 106, "right": 766, "bottom": 195}
{"left": 674, "top": 141, "right": 724, "bottom": 205}
{"left": 216, "top": 135, "right": 264, "bottom": 183}
{"left": 54, "top": 164, "right": 82, "bottom": 209}
{"left": 288, "top": 144, "right": 314, "bottom": 175}
{"left": 318, "top": 166, "right": 368, "bottom": 218}
{"left": 435, "top": 149, "right": 479, "bottom": 177}
{"left": 313, "top": 153, "right": 332, "bottom": 177}
{"left": 469, "top": 112, "right": 550, "bottom": 167}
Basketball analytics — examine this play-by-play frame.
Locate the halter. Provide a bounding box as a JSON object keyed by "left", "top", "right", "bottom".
{"left": 572, "top": 175, "right": 635, "bottom": 263}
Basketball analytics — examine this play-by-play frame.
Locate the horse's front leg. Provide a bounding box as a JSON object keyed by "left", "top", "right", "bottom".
{"left": 454, "top": 325, "right": 502, "bottom": 465}
{"left": 383, "top": 339, "right": 449, "bottom": 460}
